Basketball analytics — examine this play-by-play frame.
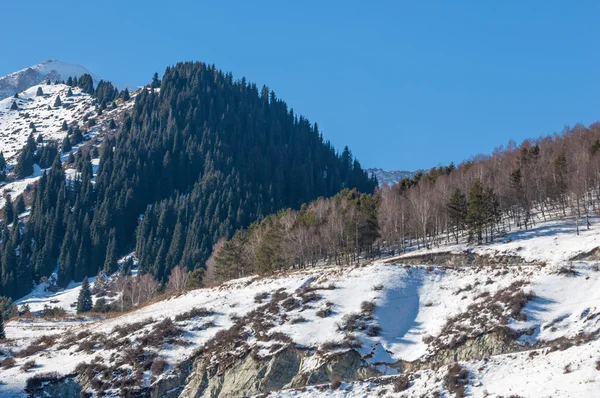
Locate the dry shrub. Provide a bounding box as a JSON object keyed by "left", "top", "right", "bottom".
{"left": 174, "top": 307, "right": 213, "bottom": 322}
{"left": 331, "top": 376, "right": 342, "bottom": 389}
{"left": 112, "top": 318, "right": 154, "bottom": 338}
{"left": 299, "top": 291, "right": 322, "bottom": 304}
{"left": 151, "top": 357, "right": 168, "bottom": 376}
{"left": 254, "top": 292, "right": 269, "bottom": 303}
{"left": 1, "top": 357, "right": 16, "bottom": 369}
{"left": 281, "top": 297, "right": 300, "bottom": 311}
{"left": 20, "top": 360, "right": 36, "bottom": 372}
{"left": 360, "top": 301, "right": 376, "bottom": 315}
{"left": 138, "top": 318, "right": 182, "bottom": 347}
{"left": 25, "top": 372, "right": 62, "bottom": 392}
{"left": 394, "top": 374, "right": 410, "bottom": 392}
{"left": 444, "top": 363, "right": 468, "bottom": 398}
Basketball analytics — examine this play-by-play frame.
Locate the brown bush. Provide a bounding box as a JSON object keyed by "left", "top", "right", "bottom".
{"left": 254, "top": 292, "right": 269, "bottom": 303}
{"left": 360, "top": 301, "right": 376, "bottom": 315}
{"left": 25, "top": 372, "right": 62, "bottom": 393}
{"left": 20, "top": 360, "right": 36, "bottom": 372}
{"left": 1, "top": 357, "right": 16, "bottom": 369}
{"left": 444, "top": 363, "right": 468, "bottom": 398}
{"left": 151, "top": 357, "right": 168, "bottom": 376}
{"left": 331, "top": 377, "right": 342, "bottom": 389}
{"left": 174, "top": 307, "right": 214, "bottom": 322}
{"left": 281, "top": 297, "right": 300, "bottom": 311}
{"left": 394, "top": 374, "right": 410, "bottom": 392}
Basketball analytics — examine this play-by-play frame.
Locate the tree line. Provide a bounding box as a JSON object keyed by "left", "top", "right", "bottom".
{"left": 213, "top": 123, "right": 600, "bottom": 282}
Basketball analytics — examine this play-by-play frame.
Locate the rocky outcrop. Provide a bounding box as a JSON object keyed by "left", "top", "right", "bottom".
{"left": 179, "top": 346, "right": 379, "bottom": 398}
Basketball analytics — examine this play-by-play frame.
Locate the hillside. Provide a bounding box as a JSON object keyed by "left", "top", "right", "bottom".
{"left": 0, "top": 216, "right": 599, "bottom": 396}
{"left": 0, "top": 60, "right": 135, "bottom": 101}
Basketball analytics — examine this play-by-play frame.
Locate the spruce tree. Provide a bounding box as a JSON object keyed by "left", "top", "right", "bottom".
{"left": 61, "top": 136, "right": 72, "bottom": 153}
{"left": 3, "top": 196, "right": 14, "bottom": 225}
{"left": 36, "top": 133, "right": 43, "bottom": 143}
{"left": 66, "top": 76, "right": 73, "bottom": 86}
{"left": 15, "top": 196, "right": 25, "bottom": 215}
{"left": 13, "top": 92, "right": 18, "bottom": 98}
{"left": 10, "top": 101, "right": 18, "bottom": 110}
{"left": 54, "top": 96, "right": 62, "bottom": 107}
{"left": 151, "top": 72, "right": 161, "bottom": 88}
{"left": 0, "top": 312, "right": 5, "bottom": 339}
{"left": 76, "top": 276, "right": 92, "bottom": 313}
{"left": 109, "top": 119, "right": 116, "bottom": 129}
{"left": 61, "top": 120, "right": 68, "bottom": 131}
{"left": 0, "top": 152, "right": 5, "bottom": 171}
{"left": 66, "top": 88, "right": 73, "bottom": 97}
{"left": 36, "top": 87, "right": 44, "bottom": 96}
{"left": 121, "top": 88, "right": 130, "bottom": 101}
{"left": 103, "top": 229, "right": 118, "bottom": 274}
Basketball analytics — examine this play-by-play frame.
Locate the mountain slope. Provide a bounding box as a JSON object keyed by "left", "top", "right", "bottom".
{"left": 1, "top": 216, "right": 599, "bottom": 397}
{"left": 0, "top": 83, "right": 95, "bottom": 160}
{"left": 0, "top": 60, "right": 135, "bottom": 100}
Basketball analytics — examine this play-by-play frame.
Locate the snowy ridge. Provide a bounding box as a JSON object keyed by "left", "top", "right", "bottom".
{"left": 2, "top": 217, "right": 600, "bottom": 396}
{"left": 0, "top": 60, "right": 135, "bottom": 100}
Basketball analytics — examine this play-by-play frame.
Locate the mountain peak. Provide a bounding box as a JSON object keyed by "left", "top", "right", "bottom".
{"left": 0, "top": 60, "right": 134, "bottom": 100}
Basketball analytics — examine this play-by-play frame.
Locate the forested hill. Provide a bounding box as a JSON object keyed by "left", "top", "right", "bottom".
{"left": 0, "top": 62, "right": 376, "bottom": 299}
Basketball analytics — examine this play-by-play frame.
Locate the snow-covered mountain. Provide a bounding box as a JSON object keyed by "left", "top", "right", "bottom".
{"left": 367, "top": 168, "right": 415, "bottom": 186}
{"left": 0, "top": 60, "right": 134, "bottom": 100}
{"left": 2, "top": 215, "right": 599, "bottom": 397}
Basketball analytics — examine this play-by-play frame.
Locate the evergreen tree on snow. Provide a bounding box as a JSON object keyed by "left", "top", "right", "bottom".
{"left": 76, "top": 277, "right": 92, "bottom": 313}
{"left": 36, "top": 87, "right": 44, "bottom": 96}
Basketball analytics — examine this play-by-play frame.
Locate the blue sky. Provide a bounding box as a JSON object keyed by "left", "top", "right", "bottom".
{"left": 3, "top": 1, "right": 600, "bottom": 171}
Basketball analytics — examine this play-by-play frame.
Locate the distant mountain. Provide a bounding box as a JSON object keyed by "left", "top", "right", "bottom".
{"left": 367, "top": 168, "right": 415, "bottom": 186}
{"left": 0, "top": 60, "right": 134, "bottom": 100}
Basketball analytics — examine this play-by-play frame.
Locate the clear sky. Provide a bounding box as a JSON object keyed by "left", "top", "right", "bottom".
{"left": 3, "top": 1, "right": 600, "bottom": 171}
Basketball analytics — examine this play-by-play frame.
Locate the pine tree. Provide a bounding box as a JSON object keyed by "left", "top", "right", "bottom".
{"left": 109, "top": 119, "right": 116, "bottom": 129}
{"left": 0, "top": 152, "right": 5, "bottom": 171}
{"left": 15, "top": 195, "right": 25, "bottom": 215}
{"left": 66, "top": 88, "right": 73, "bottom": 97}
{"left": 103, "top": 229, "right": 118, "bottom": 274}
{"left": 36, "top": 133, "right": 43, "bottom": 144}
{"left": 76, "top": 276, "right": 92, "bottom": 313}
{"left": 66, "top": 76, "right": 73, "bottom": 86}
{"left": 54, "top": 96, "right": 62, "bottom": 107}
{"left": 151, "top": 72, "right": 161, "bottom": 88}
{"left": 0, "top": 312, "right": 5, "bottom": 339}
{"left": 10, "top": 101, "right": 18, "bottom": 110}
{"left": 61, "top": 120, "right": 68, "bottom": 131}
{"left": 36, "top": 87, "right": 44, "bottom": 96}
{"left": 13, "top": 92, "right": 18, "bottom": 99}
{"left": 3, "top": 195, "right": 14, "bottom": 225}
{"left": 121, "top": 88, "right": 130, "bottom": 101}
{"left": 61, "top": 136, "right": 72, "bottom": 153}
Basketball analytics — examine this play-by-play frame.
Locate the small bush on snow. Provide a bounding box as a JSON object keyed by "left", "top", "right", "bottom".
{"left": 20, "top": 360, "right": 36, "bottom": 372}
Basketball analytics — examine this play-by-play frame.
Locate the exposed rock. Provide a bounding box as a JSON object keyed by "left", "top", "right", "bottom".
{"left": 179, "top": 346, "right": 378, "bottom": 398}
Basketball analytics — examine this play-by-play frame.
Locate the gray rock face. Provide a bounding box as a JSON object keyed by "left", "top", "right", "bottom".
{"left": 179, "top": 346, "right": 379, "bottom": 398}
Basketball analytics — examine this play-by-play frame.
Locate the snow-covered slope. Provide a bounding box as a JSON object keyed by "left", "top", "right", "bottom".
{"left": 0, "top": 83, "right": 95, "bottom": 160}
{"left": 0, "top": 60, "right": 136, "bottom": 100}
{"left": 2, "top": 216, "right": 600, "bottom": 396}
